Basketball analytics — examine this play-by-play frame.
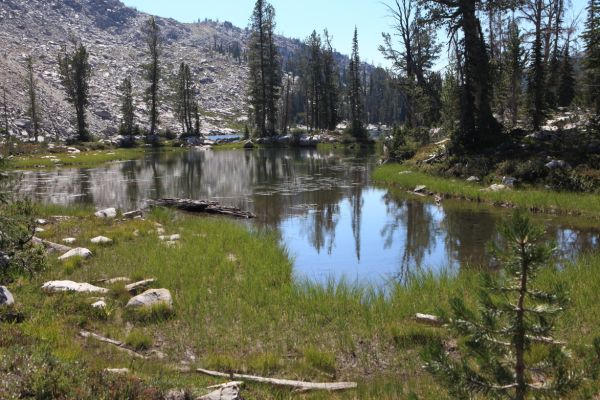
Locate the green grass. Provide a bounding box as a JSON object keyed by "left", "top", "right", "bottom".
{"left": 2, "top": 206, "right": 600, "bottom": 399}
{"left": 125, "top": 329, "right": 153, "bottom": 351}
{"left": 373, "top": 163, "right": 600, "bottom": 218}
{"left": 7, "top": 147, "right": 186, "bottom": 170}
{"left": 212, "top": 142, "right": 250, "bottom": 151}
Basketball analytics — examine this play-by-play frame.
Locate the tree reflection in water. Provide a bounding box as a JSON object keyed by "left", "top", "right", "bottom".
{"left": 12, "top": 148, "right": 600, "bottom": 287}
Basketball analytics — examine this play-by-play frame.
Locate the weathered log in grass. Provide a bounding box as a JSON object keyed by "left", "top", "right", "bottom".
{"left": 32, "top": 236, "right": 72, "bottom": 253}
{"left": 151, "top": 198, "right": 256, "bottom": 219}
{"left": 79, "top": 330, "right": 146, "bottom": 359}
{"left": 196, "top": 368, "right": 357, "bottom": 392}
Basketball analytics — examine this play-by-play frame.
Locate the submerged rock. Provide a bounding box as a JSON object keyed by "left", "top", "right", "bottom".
{"left": 58, "top": 247, "right": 92, "bottom": 261}
{"left": 94, "top": 208, "right": 117, "bottom": 218}
{"left": 42, "top": 280, "right": 109, "bottom": 294}
{"left": 126, "top": 288, "right": 173, "bottom": 309}
{"left": 0, "top": 286, "right": 15, "bottom": 306}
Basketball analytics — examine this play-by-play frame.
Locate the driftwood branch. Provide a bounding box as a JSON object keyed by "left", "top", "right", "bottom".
{"left": 151, "top": 198, "right": 256, "bottom": 219}
{"left": 32, "top": 237, "right": 72, "bottom": 253}
{"left": 125, "top": 278, "right": 156, "bottom": 294}
{"left": 79, "top": 330, "right": 146, "bottom": 359}
{"left": 414, "top": 313, "right": 444, "bottom": 326}
{"left": 196, "top": 368, "right": 357, "bottom": 392}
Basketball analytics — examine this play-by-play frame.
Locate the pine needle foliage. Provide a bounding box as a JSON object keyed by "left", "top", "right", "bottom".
{"left": 424, "top": 211, "right": 578, "bottom": 400}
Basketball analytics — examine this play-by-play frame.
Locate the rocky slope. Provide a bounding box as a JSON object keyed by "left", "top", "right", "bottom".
{"left": 0, "top": 0, "right": 305, "bottom": 141}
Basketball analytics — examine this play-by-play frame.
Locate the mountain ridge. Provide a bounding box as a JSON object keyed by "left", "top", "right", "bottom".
{"left": 0, "top": 0, "right": 335, "bottom": 140}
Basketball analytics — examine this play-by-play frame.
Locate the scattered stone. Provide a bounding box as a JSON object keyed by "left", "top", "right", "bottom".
{"left": 398, "top": 171, "right": 413, "bottom": 175}
{"left": 159, "top": 234, "right": 180, "bottom": 241}
{"left": 123, "top": 210, "right": 143, "bottom": 219}
{"left": 94, "top": 208, "right": 117, "bottom": 219}
{"left": 58, "top": 247, "right": 92, "bottom": 261}
{"left": 545, "top": 159, "right": 568, "bottom": 170}
{"left": 243, "top": 140, "right": 254, "bottom": 149}
{"left": 126, "top": 288, "right": 173, "bottom": 309}
{"left": 42, "top": 280, "right": 109, "bottom": 294}
{"left": 35, "top": 227, "right": 45, "bottom": 233}
{"left": 226, "top": 254, "right": 238, "bottom": 263}
{"left": 484, "top": 184, "right": 508, "bottom": 192}
{"left": 90, "top": 236, "right": 113, "bottom": 244}
{"left": 0, "top": 286, "right": 15, "bottom": 306}
{"left": 413, "top": 185, "right": 427, "bottom": 193}
{"left": 36, "top": 218, "right": 48, "bottom": 225}
{"left": 198, "top": 382, "right": 243, "bottom": 400}
{"left": 62, "top": 238, "right": 77, "bottom": 244}
{"left": 91, "top": 300, "right": 107, "bottom": 309}
{"left": 164, "top": 389, "right": 188, "bottom": 400}
{"left": 466, "top": 176, "right": 480, "bottom": 182}
{"left": 104, "top": 368, "right": 130, "bottom": 375}
{"left": 502, "top": 176, "right": 517, "bottom": 187}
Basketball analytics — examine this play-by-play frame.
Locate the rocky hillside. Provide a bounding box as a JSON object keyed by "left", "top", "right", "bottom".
{"left": 0, "top": 0, "right": 307, "bottom": 141}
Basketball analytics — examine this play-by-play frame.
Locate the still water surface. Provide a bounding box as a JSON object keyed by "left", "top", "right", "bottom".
{"left": 15, "top": 148, "right": 600, "bottom": 287}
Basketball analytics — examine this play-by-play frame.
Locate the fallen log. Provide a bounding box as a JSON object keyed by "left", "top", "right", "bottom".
{"left": 151, "top": 198, "right": 255, "bottom": 219}
{"left": 125, "top": 278, "right": 156, "bottom": 294}
{"left": 79, "top": 330, "right": 146, "bottom": 359}
{"left": 196, "top": 368, "right": 357, "bottom": 392}
{"left": 414, "top": 313, "right": 444, "bottom": 327}
{"left": 32, "top": 237, "right": 72, "bottom": 253}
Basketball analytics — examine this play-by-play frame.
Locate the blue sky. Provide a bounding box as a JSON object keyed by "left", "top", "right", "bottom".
{"left": 121, "top": 0, "right": 588, "bottom": 68}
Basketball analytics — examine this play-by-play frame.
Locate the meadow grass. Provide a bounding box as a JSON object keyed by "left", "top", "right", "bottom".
{"left": 1, "top": 206, "right": 599, "bottom": 399}
{"left": 7, "top": 147, "right": 186, "bottom": 170}
{"left": 373, "top": 163, "right": 600, "bottom": 218}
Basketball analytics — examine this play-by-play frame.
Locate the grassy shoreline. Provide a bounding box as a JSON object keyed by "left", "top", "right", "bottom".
{"left": 6, "top": 147, "right": 190, "bottom": 170}
{"left": 373, "top": 163, "right": 600, "bottom": 218}
{"left": 1, "top": 205, "right": 599, "bottom": 398}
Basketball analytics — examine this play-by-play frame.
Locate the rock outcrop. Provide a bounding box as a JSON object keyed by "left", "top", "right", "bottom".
{"left": 42, "top": 280, "right": 109, "bottom": 294}
{"left": 126, "top": 288, "right": 173, "bottom": 309}
{"left": 58, "top": 247, "right": 93, "bottom": 260}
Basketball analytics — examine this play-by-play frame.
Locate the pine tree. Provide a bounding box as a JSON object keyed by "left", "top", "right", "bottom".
{"left": 248, "top": 0, "right": 281, "bottom": 137}
{"left": 118, "top": 76, "right": 135, "bottom": 143}
{"left": 583, "top": 0, "right": 600, "bottom": 113}
{"left": 558, "top": 45, "right": 576, "bottom": 107}
{"left": 142, "top": 16, "right": 162, "bottom": 142}
{"left": 57, "top": 43, "right": 91, "bottom": 142}
{"left": 348, "top": 27, "right": 366, "bottom": 140}
{"left": 322, "top": 30, "right": 340, "bottom": 131}
{"left": 174, "top": 62, "right": 197, "bottom": 136}
{"left": 525, "top": 0, "right": 547, "bottom": 130}
{"left": 305, "top": 30, "right": 323, "bottom": 131}
{"left": 503, "top": 18, "right": 527, "bottom": 126}
{"left": 424, "top": 211, "right": 577, "bottom": 400}
{"left": 25, "top": 56, "right": 40, "bottom": 142}
{"left": 421, "top": 0, "right": 502, "bottom": 151}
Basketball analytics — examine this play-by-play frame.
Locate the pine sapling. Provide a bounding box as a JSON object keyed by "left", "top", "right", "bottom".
{"left": 424, "top": 211, "right": 577, "bottom": 399}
